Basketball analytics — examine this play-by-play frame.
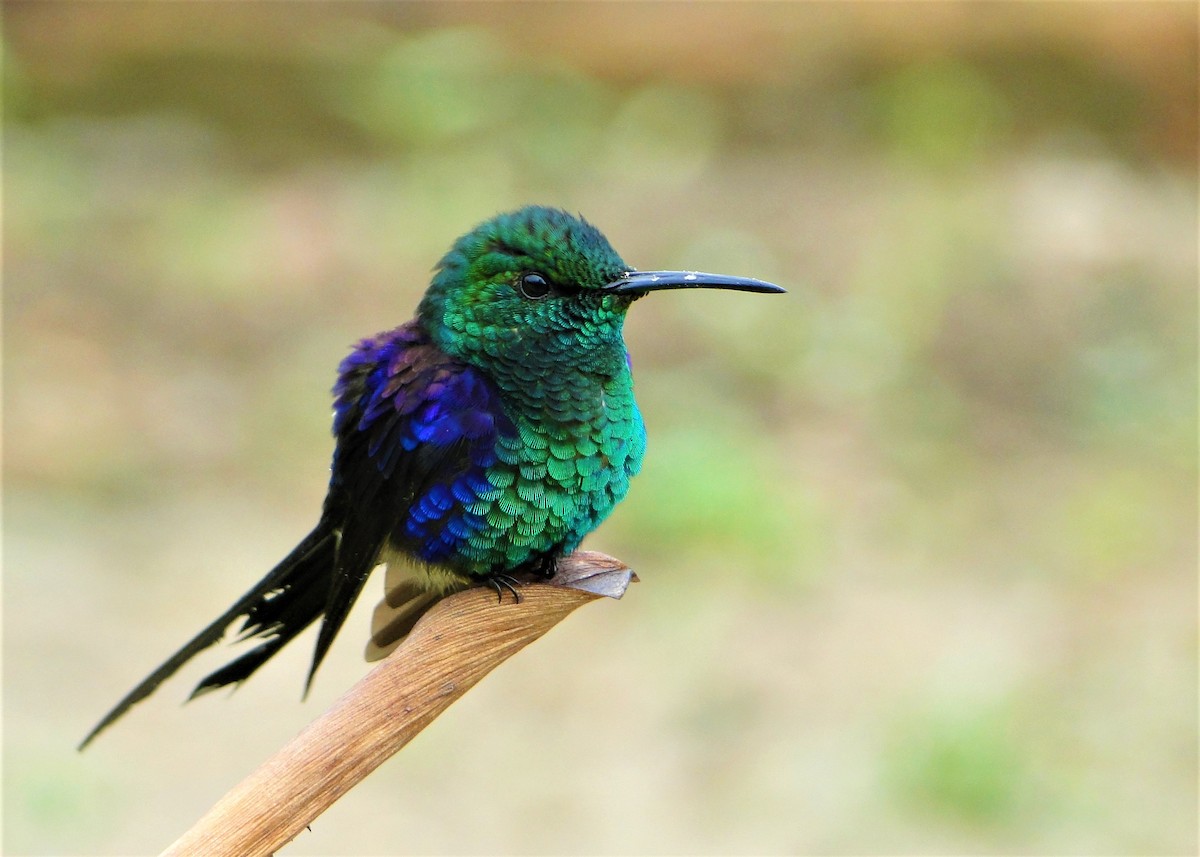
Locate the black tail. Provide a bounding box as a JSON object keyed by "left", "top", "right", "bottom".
{"left": 79, "top": 524, "right": 339, "bottom": 750}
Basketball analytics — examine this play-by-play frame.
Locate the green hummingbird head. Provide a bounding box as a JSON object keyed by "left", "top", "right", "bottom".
{"left": 419, "top": 206, "right": 631, "bottom": 375}
{"left": 419, "top": 205, "right": 783, "bottom": 376}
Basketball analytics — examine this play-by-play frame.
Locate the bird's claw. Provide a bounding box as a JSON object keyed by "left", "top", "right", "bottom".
{"left": 484, "top": 573, "right": 523, "bottom": 604}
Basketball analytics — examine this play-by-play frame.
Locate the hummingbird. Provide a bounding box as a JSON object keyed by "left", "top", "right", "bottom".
{"left": 80, "top": 205, "right": 783, "bottom": 748}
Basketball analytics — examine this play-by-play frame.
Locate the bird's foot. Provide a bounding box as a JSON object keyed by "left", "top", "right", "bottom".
{"left": 527, "top": 552, "right": 559, "bottom": 581}
{"left": 481, "top": 552, "right": 560, "bottom": 603}
{"left": 483, "top": 573, "right": 523, "bottom": 604}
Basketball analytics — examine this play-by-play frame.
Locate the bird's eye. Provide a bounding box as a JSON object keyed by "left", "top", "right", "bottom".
{"left": 518, "top": 272, "right": 551, "bottom": 300}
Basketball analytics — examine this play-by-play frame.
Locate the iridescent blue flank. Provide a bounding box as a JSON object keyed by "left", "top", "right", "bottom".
{"left": 332, "top": 325, "right": 515, "bottom": 567}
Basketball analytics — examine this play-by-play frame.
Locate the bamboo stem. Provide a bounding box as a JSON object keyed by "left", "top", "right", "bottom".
{"left": 159, "top": 551, "right": 634, "bottom": 857}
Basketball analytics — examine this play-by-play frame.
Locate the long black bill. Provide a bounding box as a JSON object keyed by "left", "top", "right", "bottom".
{"left": 603, "top": 270, "right": 785, "bottom": 295}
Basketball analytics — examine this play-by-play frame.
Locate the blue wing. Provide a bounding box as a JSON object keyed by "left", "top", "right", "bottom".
{"left": 309, "top": 321, "right": 514, "bottom": 683}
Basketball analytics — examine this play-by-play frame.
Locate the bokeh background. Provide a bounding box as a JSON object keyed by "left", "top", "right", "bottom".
{"left": 4, "top": 3, "right": 1196, "bottom": 855}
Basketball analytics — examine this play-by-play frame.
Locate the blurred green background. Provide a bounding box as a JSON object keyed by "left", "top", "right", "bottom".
{"left": 4, "top": 3, "right": 1196, "bottom": 855}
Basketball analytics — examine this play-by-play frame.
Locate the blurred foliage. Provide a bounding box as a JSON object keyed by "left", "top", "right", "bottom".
{"left": 3, "top": 3, "right": 1196, "bottom": 856}
{"left": 885, "top": 698, "right": 1027, "bottom": 825}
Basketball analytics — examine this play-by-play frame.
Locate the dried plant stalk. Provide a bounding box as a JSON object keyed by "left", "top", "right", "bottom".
{"left": 159, "top": 551, "right": 633, "bottom": 857}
